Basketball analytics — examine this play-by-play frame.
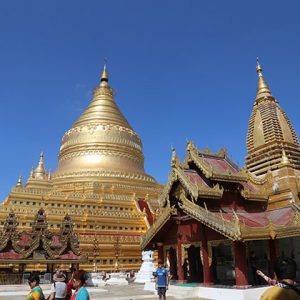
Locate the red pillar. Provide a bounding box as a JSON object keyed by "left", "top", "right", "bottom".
{"left": 200, "top": 224, "right": 213, "bottom": 285}
{"left": 269, "top": 239, "right": 277, "bottom": 278}
{"left": 234, "top": 241, "right": 248, "bottom": 286}
{"left": 177, "top": 234, "right": 184, "bottom": 281}
{"left": 157, "top": 242, "right": 164, "bottom": 263}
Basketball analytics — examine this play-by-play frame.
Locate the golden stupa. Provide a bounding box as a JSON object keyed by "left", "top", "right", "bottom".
{"left": 0, "top": 66, "right": 161, "bottom": 271}
{"left": 246, "top": 60, "right": 300, "bottom": 176}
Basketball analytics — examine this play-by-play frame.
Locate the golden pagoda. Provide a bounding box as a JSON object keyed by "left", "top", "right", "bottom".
{"left": 246, "top": 60, "right": 300, "bottom": 176}
{"left": 0, "top": 66, "right": 161, "bottom": 272}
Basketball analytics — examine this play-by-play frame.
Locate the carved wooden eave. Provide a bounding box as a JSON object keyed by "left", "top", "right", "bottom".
{"left": 247, "top": 170, "right": 272, "bottom": 186}
{"left": 158, "top": 166, "right": 224, "bottom": 208}
{"left": 239, "top": 209, "right": 300, "bottom": 241}
{"left": 175, "top": 167, "right": 223, "bottom": 200}
{"left": 187, "top": 142, "right": 248, "bottom": 183}
{"left": 158, "top": 172, "right": 175, "bottom": 207}
{"left": 140, "top": 205, "right": 176, "bottom": 250}
{"left": 240, "top": 189, "right": 268, "bottom": 202}
{"left": 174, "top": 168, "right": 198, "bottom": 200}
{"left": 179, "top": 195, "right": 242, "bottom": 241}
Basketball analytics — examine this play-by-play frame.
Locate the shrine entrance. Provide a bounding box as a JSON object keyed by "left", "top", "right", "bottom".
{"left": 166, "top": 247, "right": 178, "bottom": 280}
{"left": 210, "top": 240, "right": 234, "bottom": 285}
{"left": 183, "top": 244, "right": 203, "bottom": 282}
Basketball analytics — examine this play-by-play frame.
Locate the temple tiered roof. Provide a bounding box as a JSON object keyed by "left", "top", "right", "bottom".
{"left": 0, "top": 208, "right": 83, "bottom": 263}
{"left": 141, "top": 141, "right": 300, "bottom": 249}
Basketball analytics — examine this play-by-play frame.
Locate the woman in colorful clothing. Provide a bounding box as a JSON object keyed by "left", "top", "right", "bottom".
{"left": 26, "top": 273, "right": 45, "bottom": 300}
{"left": 70, "top": 270, "right": 89, "bottom": 300}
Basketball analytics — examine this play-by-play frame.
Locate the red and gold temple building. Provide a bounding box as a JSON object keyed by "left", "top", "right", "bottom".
{"left": 141, "top": 62, "right": 300, "bottom": 286}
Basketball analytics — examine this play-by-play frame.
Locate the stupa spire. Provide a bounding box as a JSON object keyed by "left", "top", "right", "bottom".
{"left": 256, "top": 58, "right": 272, "bottom": 101}
{"left": 246, "top": 60, "right": 300, "bottom": 175}
{"left": 34, "top": 151, "right": 47, "bottom": 180}
{"left": 16, "top": 174, "right": 22, "bottom": 187}
{"left": 101, "top": 64, "right": 109, "bottom": 82}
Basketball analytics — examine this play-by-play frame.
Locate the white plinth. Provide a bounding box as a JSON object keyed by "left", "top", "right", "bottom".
{"left": 88, "top": 273, "right": 106, "bottom": 287}
{"left": 105, "top": 272, "right": 128, "bottom": 285}
{"left": 145, "top": 284, "right": 269, "bottom": 300}
{"left": 195, "top": 286, "right": 269, "bottom": 300}
{"left": 135, "top": 250, "right": 156, "bottom": 283}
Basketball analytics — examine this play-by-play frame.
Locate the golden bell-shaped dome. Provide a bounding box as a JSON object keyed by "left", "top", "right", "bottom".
{"left": 54, "top": 66, "right": 155, "bottom": 185}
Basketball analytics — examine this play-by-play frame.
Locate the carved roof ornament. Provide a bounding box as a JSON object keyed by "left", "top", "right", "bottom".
{"left": 31, "top": 208, "right": 50, "bottom": 238}
{"left": 0, "top": 210, "right": 81, "bottom": 261}
{"left": 171, "top": 147, "right": 177, "bottom": 167}
{"left": 2, "top": 211, "right": 18, "bottom": 235}
{"left": 281, "top": 148, "right": 290, "bottom": 165}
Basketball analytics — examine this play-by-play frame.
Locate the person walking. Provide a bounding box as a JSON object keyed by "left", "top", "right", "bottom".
{"left": 26, "top": 273, "right": 45, "bottom": 300}
{"left": 49, "top": 270, "right": 67, "bottom": 300}
{"left": 155, "top": 260, "right": 170, "bottom": 300}
{"left": 70, "top": 270, "right": 90, "bottom": 300}
{"left": 260, "top": 257, "right": 300, "bottom": 300}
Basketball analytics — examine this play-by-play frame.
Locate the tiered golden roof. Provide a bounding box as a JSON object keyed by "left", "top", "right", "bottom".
{"left": 246, "top": 61, "right": 300, "bottom": 176}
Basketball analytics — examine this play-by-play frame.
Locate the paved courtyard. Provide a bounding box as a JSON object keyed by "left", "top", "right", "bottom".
{"left": 0, "top": 283, "right": 203, "bottom": 300}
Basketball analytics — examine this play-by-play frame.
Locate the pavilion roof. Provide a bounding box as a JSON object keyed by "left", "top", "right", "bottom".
{"left": 0, "top": 209, "right": 82, "bottom": 262}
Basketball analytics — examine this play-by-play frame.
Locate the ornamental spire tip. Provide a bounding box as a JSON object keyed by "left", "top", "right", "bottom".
{"left": 101, "top": 63, "right": 109, "bottom": 82}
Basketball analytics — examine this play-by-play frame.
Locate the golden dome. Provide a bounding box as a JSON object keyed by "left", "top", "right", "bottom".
{"left": 246, "top": 61, "right": 300, "bottom": 176}
{"left": 54, "top": 66, "right": 156, "bottom": 185}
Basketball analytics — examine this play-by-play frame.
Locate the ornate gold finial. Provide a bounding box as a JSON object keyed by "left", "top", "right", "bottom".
{"left": 34, "top": 151, "right": 47, "bottom": 180}
{"left": 256, "top": 57, "right": 262, "bottom": 73}
{"left": 171, "top": 147, "right": 176, "bottom": 167}
{"left": 39, "top": 151, "right": 44, "bottom": 162}
{"left": 30, "top": 166, "right": 34, "bottom": 178}
{"left": 101, "top": 63, "right": 109, "bottom": 82}
{"left": 256, "top": 58, "right": 272, "bottom": 100}
{"left": 16, "top": 174, "right": 22, "bottom": 187}
{"left": 281, "top": 148, "right": 290, "bottom": 165}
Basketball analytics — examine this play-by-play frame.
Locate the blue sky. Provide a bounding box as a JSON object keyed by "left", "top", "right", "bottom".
{"left": 0, "top": 1, "right": 299, "bottom": 201}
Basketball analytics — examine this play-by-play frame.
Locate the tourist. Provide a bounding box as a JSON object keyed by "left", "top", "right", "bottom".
{"left": 257, "top": 269, "right": 277, "bottom": 285}
{"left": 49, "top": 269, "right": 67, "bottom": 300}
{"left": 66, "top": 273, "right": 75, "bottom": 300}
{"left": 183, "top": 258, "right": 190, "bottom": 281}
{"left": 155, "top": 260, "right": 169, "bottom": 300}
{"left": 249, "top": 250, "right": 261, "bottom": 285}
{"left": 26, "top": 273, "right": 45, "bottom": 300}
{"left": 260, "top": 258, "right": 300, "bottom": 299}
{"left": 70, "top": 270, "right": 90, "bottom": 300}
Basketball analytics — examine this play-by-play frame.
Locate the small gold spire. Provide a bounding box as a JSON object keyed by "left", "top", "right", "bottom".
{"left": 34, "top": 151, "right": 47, "bottom": 180}
{"left": 281, "top": 148, "right": 290, "bottom": 165}
{"left": 256, "top": 58, "right": 272, "bottom": 100}
{"left": 101, "top": 64, "right": 109, "bottom": 82}
{"left": 30, "top": 166, "right": 34, "bottom": 178}
{"left": 16, "top": 174, "right": 22, "bottom": 187}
